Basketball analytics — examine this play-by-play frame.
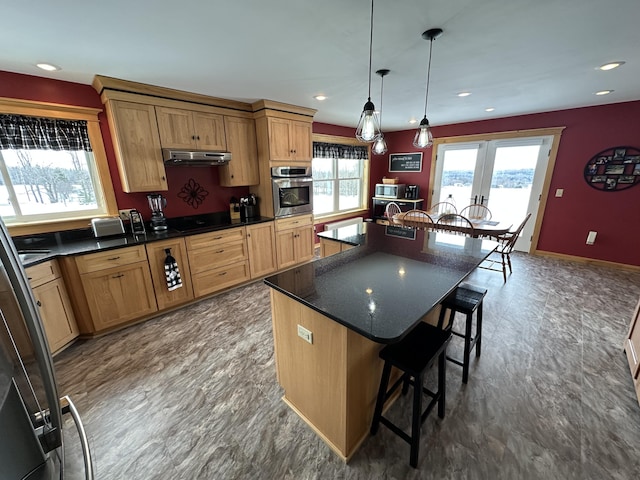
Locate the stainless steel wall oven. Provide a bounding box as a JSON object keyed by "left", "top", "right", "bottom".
{"left": 271, "top": 166, "right": 313, "bottom": 218}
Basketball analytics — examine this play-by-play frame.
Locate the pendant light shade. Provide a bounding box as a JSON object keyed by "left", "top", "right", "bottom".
{"left": 372, "top": 69, "right": 389, "bottom": 155}
{"left": 413, "top": 28, "right": 443, "bottom": 149}
{"left": 356, "top": 0, "right": 382, "bottom": 143}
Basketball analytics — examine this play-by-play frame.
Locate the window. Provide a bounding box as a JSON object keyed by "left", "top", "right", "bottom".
{"left": 0, "top": 100, "right": 116, "bottom": 232}
{"left": 312, "top": 140, "right": 369, "bottom": 217}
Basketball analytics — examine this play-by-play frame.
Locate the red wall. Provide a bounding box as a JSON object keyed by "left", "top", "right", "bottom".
{"left": 0, "top": 70, "right": 249, "bottom": 221}
{"left": 380, "top": 102, "right": 640, "bottom": 266}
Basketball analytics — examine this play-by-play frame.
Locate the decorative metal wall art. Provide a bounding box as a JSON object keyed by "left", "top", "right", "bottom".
{"left": 178, "top": 178, "right": 209, "bottom": 208}
{"left": 583, "top": 146, "right": 640, "bottom": 191}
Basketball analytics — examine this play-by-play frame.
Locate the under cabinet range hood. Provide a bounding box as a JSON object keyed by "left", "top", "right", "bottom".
{"left": 162, "top": 148, "right": 232, "bottom": 166}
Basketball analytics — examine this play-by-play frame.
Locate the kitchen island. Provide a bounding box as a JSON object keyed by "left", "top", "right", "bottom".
{"left": 264, "top": 222, "right": 497, "bottom": 459}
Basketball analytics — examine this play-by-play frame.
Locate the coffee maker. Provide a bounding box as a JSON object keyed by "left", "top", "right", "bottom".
{"left": 147, "top": 193, "right": 168, "bottom": 231}
{"left": 405, "top": 185, "right": 420, "bottom": 199}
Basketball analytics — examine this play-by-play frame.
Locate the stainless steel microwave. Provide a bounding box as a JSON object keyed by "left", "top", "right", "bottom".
{"left": 375, "top": 183, "right": 406, "bottom": 199}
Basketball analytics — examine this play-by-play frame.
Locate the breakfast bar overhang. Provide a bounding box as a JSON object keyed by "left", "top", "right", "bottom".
{"left": 264, "top": 223, "right": 497, "bottom": 460}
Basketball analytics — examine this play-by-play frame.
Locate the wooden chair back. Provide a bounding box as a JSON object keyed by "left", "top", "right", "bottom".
{"left": 435, "top": 214, "right": 475, "bottom": 236}
{"left": 460, "top": 204, "right": 492, "bottom": 220}
{"left": 384, "top": 202, "right": 402, "bottom": 221}
{"left": 428, "top": 202, "right": 457, "bottom": 216}
{"left": 396, "top": 210, "right": 434, "bottom": 229}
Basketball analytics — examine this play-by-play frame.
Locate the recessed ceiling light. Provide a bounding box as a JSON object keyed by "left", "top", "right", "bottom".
{"left": 457, "top": 92, "right": 471, "bottom": 97}
{"left": 595, "top": 90, "right": 613, "bottom": 96}
{"left": 408, "top": 118, "right": 418, "bottom": 124}
{"left": 485, "top": 107, "right": 495, "bottom": 112}
{"left": 313, "top": 95, "right": 327, "bottom": 101}
{"left": 36, "top": 63, "right": 61, "bottom": 71}
{"left": 599, "top": 61, "right": 625, "bottom": 71}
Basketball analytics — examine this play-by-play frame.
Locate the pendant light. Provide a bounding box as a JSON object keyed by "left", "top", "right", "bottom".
{"left": 372, "top": 69, "right": 389, "bottom": 155}
{"left": 413, "top": 28, "right": 443, "bottom": 149}
{"left": 355, "top": 0, "right": 382, "bottom": 143}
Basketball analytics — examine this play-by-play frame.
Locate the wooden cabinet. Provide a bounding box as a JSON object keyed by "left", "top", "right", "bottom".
{"left": 104, "top": 100, "right": 167, "bottom": 192}
{"left": 275, "top": 214, "right": 315, "bottom": 270}
{"left": 27, "top": 260, "right": 78, "bottom": 354}
{"left": 219, "top": 116, "right": 259, "bottom": 186}
{"left": 145, "top": 238, "right": 194, "bottom": 310}
{"left": 624, "top": 297, "right": 640, "bottom": 405}
{"left": 266, "top": 117, "right": 312, "bottom": 163}
{"left": 246, "top": 222, "right": 278, "bottom": 278}
{"left": 73, "top": 245, "right": 157, "bottom": 332}
{"left": 156, "top": 106, "right": 226, "bottom": 150}
{"left": 186, "top": 227, "right": 250, "bottom": 297}
{"left": 320, "top": 238, "right": 355, "bottom": 258}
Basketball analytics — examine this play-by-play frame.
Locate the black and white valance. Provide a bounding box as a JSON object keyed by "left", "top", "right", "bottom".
{"left": 0, "top": 114, "right": 93, "bottom": 151}
{"left": 313, "top": 142, "right": 368, "bottom": 160}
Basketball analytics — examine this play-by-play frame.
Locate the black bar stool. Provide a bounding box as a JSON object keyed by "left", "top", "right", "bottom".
{"left": 370, "top": 322, "right": 451, "bottom": 468}
{"left": 438, "top": 283, "right": 487, "bottom": 383}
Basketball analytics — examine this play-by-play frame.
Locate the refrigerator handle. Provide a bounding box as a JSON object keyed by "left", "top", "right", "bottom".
{"left": 61, "top": 396, "right": 94, "bottom": 480}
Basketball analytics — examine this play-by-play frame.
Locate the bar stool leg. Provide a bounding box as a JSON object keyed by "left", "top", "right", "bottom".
{"left": 371, "top": 363, "right": 392, "bottom": 435}
{"left": 438, "top": 350, "right": 446, "bottom": 418}
{"left": 409, "top": 373, "right": 424, "bottom": 468}
{"left": 476, "top": 302, "right": 483, "bottom": 357}
{"left": 462, "top": 312, "right": 473, "bottom": 384}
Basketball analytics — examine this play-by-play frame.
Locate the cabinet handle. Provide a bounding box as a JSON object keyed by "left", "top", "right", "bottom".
{"left": 192, "top": 135, "right": 196, "bottom": 140}
{"left": 216, "top": 249, "right": 224, "bottom": 254}
{"left": 213, "top": 236, "right": 223, "bottom": 240}
{"left": 196, "top": 135, "right": 200, "bottom": 140}
{"left": 112, "top": 273, "right": 124, "bottom": 279}
{"left": 218, "top": 272, "right": 227, "bottom": 276}
{"left": 36, "top": 300, "right": 42, "bottom": 307}
{"left": 27, "top": 277, "right": 33, "bottom": 280}
{"left": 107, "top": 256, "right": 121, "bottom": 261}
{"left": 162, "top": 176, "right": 166, "bottom": 181}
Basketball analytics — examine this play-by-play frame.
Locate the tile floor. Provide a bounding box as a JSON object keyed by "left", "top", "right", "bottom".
{"left": 55, "top": 252, "right": 640, "bottom": 479}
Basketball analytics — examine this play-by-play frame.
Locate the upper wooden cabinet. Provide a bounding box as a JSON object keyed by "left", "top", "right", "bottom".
{"left": 219, "top": 116, "right": 259, "bottom": 187}
{"left": 103, "top": 100, "right": 168, "bottom": 192}
{"left": 156, "top": 107, "right": 226, "bottom": 151}
{"left": 267, "top": 118, "right": 312, "bottom": 162}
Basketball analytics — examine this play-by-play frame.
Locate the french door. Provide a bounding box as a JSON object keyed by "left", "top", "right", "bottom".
{"left": 433, "top": 136, "right": 552, "bottom": 251}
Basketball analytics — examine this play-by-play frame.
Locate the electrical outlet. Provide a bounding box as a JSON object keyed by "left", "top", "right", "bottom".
{"left": 297, "top": 324, "right": 313, "bottom": 344}
{"left": 119, "top": 209, "right": 132, "bottom": 221}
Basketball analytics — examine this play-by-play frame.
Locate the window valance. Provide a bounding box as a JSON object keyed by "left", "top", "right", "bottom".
{"left": 313, "top": 142, "right": 368, "bottom": 160}
{"left": 0, "top": 114, "right": 93, "bottom": 151}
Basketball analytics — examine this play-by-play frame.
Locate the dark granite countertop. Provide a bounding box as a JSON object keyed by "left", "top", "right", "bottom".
{"left": 12, "top": 213, "right": 273, "bottom": 267}
{"left": 266, "top": 223, "right": 497, "bottom": 344}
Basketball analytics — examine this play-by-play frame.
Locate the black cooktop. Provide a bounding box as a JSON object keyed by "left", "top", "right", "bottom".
{"left": 166, "top": 212, "right": 233, "bottom": 233}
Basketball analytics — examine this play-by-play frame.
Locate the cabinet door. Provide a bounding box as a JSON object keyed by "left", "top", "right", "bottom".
{"left": 193, "top": 112, "right": 227, "bottom": 150}
{"left": 246, "top": 222, "right": 277, "bottom": 278}
{"left": 294, "top": 225, "right": 315, "bottom": 263}
{"left": 108, "top": 101, "right": 167, "bottom": 192}
{"left": 276, "top": 229, "right": 297, "bottom": 270}
{"left": 320, "top": 238, "right": 342, "bottom": 258}
{"left": 291, "top": 120, "right": 312, "bottom": 161}
{"left": 219, "top": 116, "right": 259, "bottom": 186}
{"left": 268, "top": 117, "right": 293, "bottom": 161}
{"left": 156, "top": 106, "right": 197, "bottom": 149}
{"left": 33, "top": 278, "right": 79, "bottom": 354}
{"left": 82, "top": 262, "right": 157, "bottom": 331}
{"left": 146, "top": 238, "right": 194, "bottom": 310}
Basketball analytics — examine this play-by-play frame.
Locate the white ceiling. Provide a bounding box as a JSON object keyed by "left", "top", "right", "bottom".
{"left": 2, "top": 0, "right": 640, "bottom": 131}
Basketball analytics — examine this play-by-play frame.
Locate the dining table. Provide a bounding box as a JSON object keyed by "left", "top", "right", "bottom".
{"left": 264, "top": 222, "right": 498, "bottom": 461}
{"left": 393, "top": 211, "right": 512, "bottom": 237}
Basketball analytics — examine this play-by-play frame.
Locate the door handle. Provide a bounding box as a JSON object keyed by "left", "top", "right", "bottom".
{"left": 474, "top": 195, "right": 478, "bottom": 204}
{"left": 61, "top": 395, "right": 94, "bottom": 480}
{"left": 480, "top": 195, "right": 485, "bottom": 205}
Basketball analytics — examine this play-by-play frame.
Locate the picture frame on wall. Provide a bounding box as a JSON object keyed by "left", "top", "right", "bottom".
{"left": 613, "top": 148, "right": 627, "bottom": 160}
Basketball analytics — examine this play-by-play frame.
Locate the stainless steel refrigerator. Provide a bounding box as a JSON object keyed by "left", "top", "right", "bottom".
{"left": 0, "top": 217, "right": 93, "bottom": 480}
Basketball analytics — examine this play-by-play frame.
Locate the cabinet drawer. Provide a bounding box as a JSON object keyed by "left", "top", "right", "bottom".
{"left": 26, "top": 260, "right": 60, "bottom": 288}
{"left": 275, "top": 214, "right": 313, "bottom": 231}
{"left": 186, "top": 227, "right": 245, "bottom": 250}
{"left": 188, "top": 241, "right": 248, "bottom": 274}
{"left": 76, "top": 245, "right": 148, "bottom": 274}
{"left": 192, "top": 261, "right": 250, "bottom": 297}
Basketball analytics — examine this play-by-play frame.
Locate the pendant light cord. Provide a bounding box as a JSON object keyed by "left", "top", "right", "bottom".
{"left": 367, "top": 0, "right": 374, "bottom": 100}
{"left": 423, "top": 37, "right": 434, "bottom": 117}
{"left": 379, "top": 74, "right": 384, "bottom": 125}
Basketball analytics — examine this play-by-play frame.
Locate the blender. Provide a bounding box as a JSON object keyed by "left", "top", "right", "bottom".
{"left": 147, "top": 193, "right": 168, "bottom": 231}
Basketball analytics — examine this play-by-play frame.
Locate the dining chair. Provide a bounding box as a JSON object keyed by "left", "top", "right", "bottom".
{"left": 384, "top": 202, "right": 402, "bottom": 223}
{"left": 460, "top": 204, "right": 492, "bottom": 220}
{"left": 427, "top": 202, "right": 457, "bottom": 216}
{"left": 396, "top": 210, "right": 433, "bottom": 229}
{"left": 479, "top": 213, "right": 532, "bottom": 282}
{"left": 435, "top": 213, "right": 475, "bottom": 236}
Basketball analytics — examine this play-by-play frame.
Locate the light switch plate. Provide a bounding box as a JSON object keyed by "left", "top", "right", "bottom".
{"left": 297, "top": 325, "right": 313, "bottom": 344}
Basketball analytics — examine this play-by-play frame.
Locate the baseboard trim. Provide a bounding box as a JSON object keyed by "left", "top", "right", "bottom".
{"left": 534, "top": 250, "right": 640, "bottom": 272}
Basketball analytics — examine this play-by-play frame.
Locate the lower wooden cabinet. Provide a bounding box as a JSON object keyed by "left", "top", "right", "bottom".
{"left": 320, "top": 238, "right": 356, "bottom": 258}
{"left": 26, "top": 260, "right": 79, "bottom": 354}
{"left": 63, "top": 245, "right": 157, "bottom": 333}
{"left": 186, "top": 227, "right": 251, "bottom": 297}
{"left": 624, "top": 297, "right": 640, "bottom": 405}
{"left": 145, "top": 238, "right": 194, "bottom": 310}
{"left": 246, "top": 222, "right": 278, "bottom": 278}
{"left": 275, "top": 214, "right": 314, "bottom": 270}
